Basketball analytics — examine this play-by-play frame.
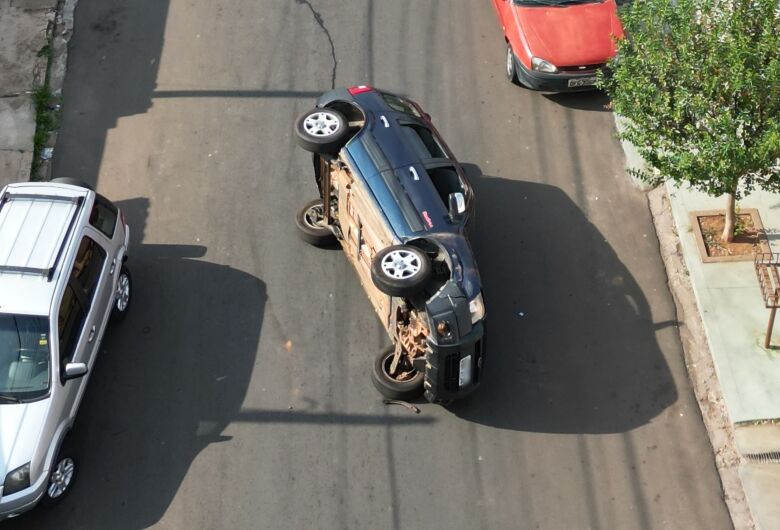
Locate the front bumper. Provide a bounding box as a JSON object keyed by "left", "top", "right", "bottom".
{"left": 515, "top": 57, "right": 603, "bottom": 92}
{"left": 424, "top": 320, "right": 486, "bottom": 402}
{"left": 0, "top": 470, "right": 48, "bottom": 520}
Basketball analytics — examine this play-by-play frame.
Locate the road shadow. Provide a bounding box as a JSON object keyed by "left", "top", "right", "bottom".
{"left": 452, "top": 166, "right": 677, "bottom": 433}
{"left": 5, "top": 198, "right": 266, "bottom": 529}
{"left": 53, "top": 0, "right": 169, "bottom": 184}
{"left": 543, "top": 90, "right": 612, "bottom": 112}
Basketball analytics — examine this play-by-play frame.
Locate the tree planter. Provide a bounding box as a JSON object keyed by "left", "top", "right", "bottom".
{"left": 690, "top": 209, "right": 769, "bottom": 263}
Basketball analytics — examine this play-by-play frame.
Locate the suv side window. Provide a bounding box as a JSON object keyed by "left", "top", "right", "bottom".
{"left": 89, "top": 195, "right": 118, "bottom": 239}
{"left": 71, "top": 237, "right": 107, "bottom": 304}
{"left": 57, "top": 236, "right": 106, "bottom": 366}
{"left": 401, "top": 123, "right": 449, "bottom": 160}
{"left": 58, "top": 285, "right": 85, "bottom": 364}
{"left": 427, "top": 166, "right": 466, "bottom": 209}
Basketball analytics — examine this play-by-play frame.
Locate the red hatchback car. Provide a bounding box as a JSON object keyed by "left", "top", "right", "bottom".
{"left": 492, "top": 0, "right": 624, "bottom": 91}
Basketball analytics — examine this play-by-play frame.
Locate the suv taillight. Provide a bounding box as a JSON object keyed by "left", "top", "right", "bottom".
{"left": 348, "top": 85, "right": 373, "bottom": 95}
{"left": 119, "top": 208, "right": 126, "bottom": 227}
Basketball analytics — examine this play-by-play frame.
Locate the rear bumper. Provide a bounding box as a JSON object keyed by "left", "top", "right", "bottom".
{"left": 424, "top": 320, "right": 485, "bottom": 402}
{"left": 515, "top": 57, "right": 603, "bottom": 92}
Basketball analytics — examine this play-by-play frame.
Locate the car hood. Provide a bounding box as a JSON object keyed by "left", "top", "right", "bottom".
{"left": 0, "top": 400, "right": 50, "bottom": 481}
{"left": 514, "top": 1, "right": 622, "bottom": 67}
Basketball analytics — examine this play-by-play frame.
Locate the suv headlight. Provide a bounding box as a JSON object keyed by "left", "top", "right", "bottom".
{"left": 469, "top": 293, "right": 486, "bottom": 324}
{"left": 3, "top": 462, "right": 30, "bottom": 496}
{"left": 531, "top": 57, "right": 558, "bottom": 73}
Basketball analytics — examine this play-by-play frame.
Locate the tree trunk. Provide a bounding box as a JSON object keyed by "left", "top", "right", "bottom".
{"left": 722, "top": 190, "right": 737, "bottom": 243}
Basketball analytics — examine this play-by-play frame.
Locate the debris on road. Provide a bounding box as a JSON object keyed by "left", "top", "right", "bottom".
{"left": 382, "top": 399, "right": 421, "bottom": 414}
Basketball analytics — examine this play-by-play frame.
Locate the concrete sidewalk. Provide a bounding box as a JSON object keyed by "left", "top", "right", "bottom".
{"left": 666, "top": 183, "right": 780, "bottom": 529}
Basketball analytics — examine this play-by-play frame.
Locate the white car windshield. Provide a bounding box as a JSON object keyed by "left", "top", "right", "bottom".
{"left": 0, "top": 314, "right": 50, "bottom": 402}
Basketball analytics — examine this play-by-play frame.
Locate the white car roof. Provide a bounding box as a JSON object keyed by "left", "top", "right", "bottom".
{"left": 0, "top": 183, "right": 91, "bottom": 316}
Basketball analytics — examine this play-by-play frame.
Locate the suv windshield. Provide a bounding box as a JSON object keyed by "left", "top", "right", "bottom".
{"left": 0, "top": 315, "right": 50, "bottom": 402}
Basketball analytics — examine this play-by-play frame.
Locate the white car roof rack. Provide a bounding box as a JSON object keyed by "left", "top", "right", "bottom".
{"left": 0, "top": 191, "right": 84, "bottom": 281}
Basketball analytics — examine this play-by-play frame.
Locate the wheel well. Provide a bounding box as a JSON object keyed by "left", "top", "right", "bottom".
{"left": 324, "top": 101, "right": 365, "bottom": 124}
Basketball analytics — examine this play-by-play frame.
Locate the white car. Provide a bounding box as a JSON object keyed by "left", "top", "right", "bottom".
{"left": 0, "top": 178, "right": 131, "bottom": 519}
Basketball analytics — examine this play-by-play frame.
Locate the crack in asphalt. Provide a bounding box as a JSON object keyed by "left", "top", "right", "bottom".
{"left": 296, "top": 0, "right": 337, "bottom": 89}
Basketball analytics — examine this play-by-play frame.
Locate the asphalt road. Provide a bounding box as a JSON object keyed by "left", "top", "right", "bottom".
{"left": 8, "top": 1, "right": 732, "bottom": 529}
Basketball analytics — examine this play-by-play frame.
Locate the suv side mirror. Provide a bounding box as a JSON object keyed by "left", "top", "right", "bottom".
{"left": 63, "top": 362, "right": 88, "bottom": 381}
{"left": 448, "top": 192, "right": 466, "bottom": 223}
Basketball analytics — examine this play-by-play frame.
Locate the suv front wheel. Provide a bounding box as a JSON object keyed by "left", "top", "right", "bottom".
{"left": 40, "top": 444, "right": 76, "bottom": 508}
{"left": 371, "top": 245, "right": 431, "bottom": 297}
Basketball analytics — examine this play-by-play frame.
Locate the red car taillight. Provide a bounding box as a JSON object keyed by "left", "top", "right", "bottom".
{"left": 348, "top": 85, "right": 373, "bottom": 95}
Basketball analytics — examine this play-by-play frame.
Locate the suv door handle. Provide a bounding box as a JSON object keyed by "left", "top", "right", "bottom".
{"left": 87, "top": 326, "right": 96, "bottom": 343}
{"left": 110, "top": 258, "right": 117, "bottom": 275}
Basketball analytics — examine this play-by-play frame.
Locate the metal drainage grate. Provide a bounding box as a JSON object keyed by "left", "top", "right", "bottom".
{"left": 744, "top": 451, "right": 780, "bottom": 464}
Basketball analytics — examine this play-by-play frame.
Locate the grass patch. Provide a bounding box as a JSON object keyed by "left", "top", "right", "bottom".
{"left": 30, "top": 30, "right": 59, "bottom": 180}
{"left": 30, "top": 86, "right": 60, "bottom": 180}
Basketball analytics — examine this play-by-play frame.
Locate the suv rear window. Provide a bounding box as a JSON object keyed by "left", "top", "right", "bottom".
{"left": 401, "top": 124, "right": 448, "bottom": 160}
{"left": 89, "top": 195, "right": 117, "bottom": 239}
{"left": 381, "top": 93, "right": 421, "bottom": 118}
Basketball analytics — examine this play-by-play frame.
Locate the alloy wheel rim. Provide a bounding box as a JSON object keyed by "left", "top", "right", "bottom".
{"left": 381, "top": 250, "right": 421, "bottom": 279}
{"left": 116, "top": 273, "right": 130, "bottom": 312}
{"left": 47, "top": 458, "right": 74, "bottom": 499}
{"left": 506, "top": 47, "right": 513, "bottom": 78}
{"left": 303, "top": 112, "right": 341, "bottom": 137}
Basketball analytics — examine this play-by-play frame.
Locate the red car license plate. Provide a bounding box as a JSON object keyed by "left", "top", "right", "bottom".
{"left": 568, "top": 77, "right": 598, "bottom": 88}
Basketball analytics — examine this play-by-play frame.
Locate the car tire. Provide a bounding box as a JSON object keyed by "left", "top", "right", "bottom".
{"left": 294, "top": 108, "right": 349, "bottom": 154}
{"left": 40, "top": 444, "right": 76, "bottom": 508}
{"left": 295, "top": 199, "right": 337, "bottom": 247}
{"left": 506, "top": 44, "right": 520, "bottom": 85}
{"left": 371, "top": 347, "right": 424, "bottom": 401}
{"left": 110, "top": 265, "right": 132, "bottom": 323}
{"left": 50, "top": 177, "right": 93, "bottom": 190}
{"left": 371, "top": 245, "right": 431, "bottom": 298}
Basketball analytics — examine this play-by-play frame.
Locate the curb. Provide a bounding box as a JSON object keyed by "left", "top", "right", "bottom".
{"left": 613, "top": 113, "right": 654, "bottom": 191}
{"left": 647, "top": 185, "right": 755, "bottom": 529}
{"left": 32, "top": 0, "right": 79, "bottom": 181}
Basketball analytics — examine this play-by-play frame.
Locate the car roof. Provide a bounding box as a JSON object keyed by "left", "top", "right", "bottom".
{"left": 341, "top": 91, "right": 461, "bottom": 238}
{"left": 0, "top": 183, "right": 91, "bottom": 316}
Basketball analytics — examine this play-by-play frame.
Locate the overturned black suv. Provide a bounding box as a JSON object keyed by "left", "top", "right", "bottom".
{"left": 294, "top": 86, "right": 486, "bottom": 404}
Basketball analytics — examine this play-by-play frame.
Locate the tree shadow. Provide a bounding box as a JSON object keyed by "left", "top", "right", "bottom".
{"left": 5, "top": 198, "right": 265, "bottom": 529}
{"left": 452, "top": 166, "right": 678, "bottom": 433}
{"left": 543, "top": 90, "right": 612, "bottom": 112}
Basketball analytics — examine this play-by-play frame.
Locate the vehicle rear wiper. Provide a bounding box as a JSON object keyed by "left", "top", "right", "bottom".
{"left": 0, "top": 394, "right": 22, "bottom": 404}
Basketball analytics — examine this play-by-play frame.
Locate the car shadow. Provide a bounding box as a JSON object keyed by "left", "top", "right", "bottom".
{"left": 4, "top": 198, "right": 266, "bottom": 529}
{"left": 543, "top": 90, "right": 612, "bottom": 112}
{"left": 451, "top": 166, "right": 678, "bottom": 433}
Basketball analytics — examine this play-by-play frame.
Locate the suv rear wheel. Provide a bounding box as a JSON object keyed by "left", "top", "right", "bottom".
{"left": 295, "top": 199, "right": 336, "bottom": 247}
{"left": 371, "top": 245, "right": 431, "bottom": 297}
{"left": 50, "top": 177, "right": 93, "bottom": 190}
{"left": 110, "top": 265, "right": 132, "bottom": 323}
{"left": 294, "top": 108, "right": 349, "bottom": 154}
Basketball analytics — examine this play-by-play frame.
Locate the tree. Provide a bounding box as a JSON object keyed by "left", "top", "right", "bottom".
{"left": 601, "top": 0, "right": 780, "bottom": 242}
